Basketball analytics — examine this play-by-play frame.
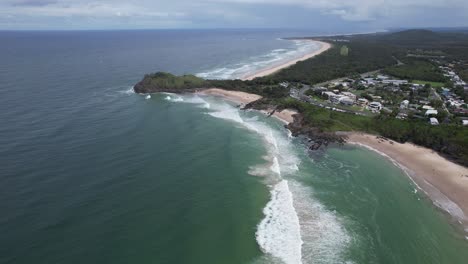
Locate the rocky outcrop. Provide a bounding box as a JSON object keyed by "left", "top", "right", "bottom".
{"left": 287, "top": 113, "right": 346, "bottom": 150}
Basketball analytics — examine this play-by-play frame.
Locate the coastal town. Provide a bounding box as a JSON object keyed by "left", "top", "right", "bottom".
{"left": 287, "top": 62, "right": 468, "bottom": 127}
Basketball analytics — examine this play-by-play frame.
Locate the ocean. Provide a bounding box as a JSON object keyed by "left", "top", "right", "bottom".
{"left": 1, "top": 29, "right": 467, "bottom": 264}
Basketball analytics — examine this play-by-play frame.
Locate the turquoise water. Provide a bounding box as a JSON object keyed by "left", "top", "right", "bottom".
{"left": 1, "top": 30, "right": 468, "bottom": 264}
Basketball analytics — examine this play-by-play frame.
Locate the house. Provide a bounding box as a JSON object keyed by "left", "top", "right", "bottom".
{"left": 341, "top": 92, "right": 357, "bottom": 101}
{"left": 400, "top": 100, "right": 409, "bottom": 109}
{"left": 322, "top": 91, "right": 337, "bottom": 99}
{"left": 462, "top": 120, "right": 468, "bottom": 126}
{"left": 363, "top": 78, "right": 376, "bottom": 85}
{"left": 370, "top": 95, "right": 382, "bottom": 102}
{"left": 453, "top": 108, "right": 468, "bottom": 115}
{"left": 339, "top": 97, "right": 355, "bottom": 106}
{"left": 377, "top": 75, "right": 389, "bottom": 80}
{"left": 422, "top": 105, "right": 434, "bottom": 110}
{"left": 322, "top": 91, "right": 343, "bottom": 104}
{"left": 396, "top": 113, "right": 408, "bottom": 120}
{"left": 429, "top": 117, "right": 439, "bottom": 125}
{"left": 368, "top": 102, "right": 382, "bottom": 111}
{"left": 382, "top": 79, "right": 408, "bottom": 85}
{"left": 330, "top": 95, "right": 345, "bottom": 104}
{"left": 357, "top": 98, "right": 369, "bottom": 106}
{"left": 425, "top": 109, "right": 438, "bottom": 116}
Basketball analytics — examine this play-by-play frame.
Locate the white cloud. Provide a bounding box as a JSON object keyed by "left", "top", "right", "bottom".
{"left": 0, "top": 0, "right": 467, "bottom": 29}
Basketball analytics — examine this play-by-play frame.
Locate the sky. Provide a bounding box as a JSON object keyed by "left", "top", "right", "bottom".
{"left": 1, "top": 0, "right": 467, "bottom": 30}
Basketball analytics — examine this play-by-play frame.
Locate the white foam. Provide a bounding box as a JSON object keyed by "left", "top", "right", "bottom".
{"left": 270, "top": 156, "right": 281, "bottom": 176}
{"left": 196, "top": 39, "right": 320, "bottom": 80}
{"left": 120, "top": 86, "right": 135, "bottom": 95}
{"left": 289, "top": 180, "right": 352, "bottom": 264}
{"left": 256, "top": 180, "right": 303, "bottom": 264}
{"left": 145, "top": 94, "right": 151, "bottom": 99}
{"left": 164, "top": 94, "right": 184, "bottom": 102}
{"left": 175, "top": 96, "right": 350, "bottom": 263}
{"left": 201, "top": 100, "right": 304, "bottom": 263}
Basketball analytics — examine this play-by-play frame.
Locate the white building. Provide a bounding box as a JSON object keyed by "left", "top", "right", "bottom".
{"left": 425, "top": 109, "right": 438, "bottom": 116}
{"left": 422, "top": 105, "right": 434, "bottom": 110}
{"left": 429, "top": 118, "right": 439, "bottom": 125}
{"left": 382, "top": 79, "right": 409, "bottom": 85}
{"left": 368, "top": 102, "right": 382, "bottom": 111}
{"left": 400, "top": 100, "right": 409, "bottom": 109}
{"left": 339, "top": 97, "right": 355, "bottom": 106}
{"left": 341, "top": 92, "right": 357, "bottom": 101}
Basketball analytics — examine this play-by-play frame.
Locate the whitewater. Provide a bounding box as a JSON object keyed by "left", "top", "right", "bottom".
{"left": 163, "top": 94, "right": 351, "bottom": 264}
{"left": 196, "top": 40, "right": 321, "bottom": 80}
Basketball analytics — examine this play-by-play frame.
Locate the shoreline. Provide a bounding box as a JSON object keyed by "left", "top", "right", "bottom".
{"left": 242, "top": 40, "right": 331, "bottom": 80}
{"left": 196, "top": 88, "right": 297, "bottom": 124}
{"left": 344, "top": 132, "right": 468, "bottom": 233}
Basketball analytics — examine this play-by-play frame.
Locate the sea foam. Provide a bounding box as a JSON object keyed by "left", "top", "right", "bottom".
{"left": 196, "top": 40, "right": 320, "bottom": 80}
{"left": 166, "top": 94, "right": 350, "bottom": 264}
{"left": 256, "top": 180, "right": 303, "bottom": 264}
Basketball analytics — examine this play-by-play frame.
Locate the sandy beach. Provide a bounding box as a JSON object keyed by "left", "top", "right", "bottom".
{"left": 197, "top": 88, "right": 297, "bottom": 124}
{"left": 197, "top": 88, "right": 262, "bottom": 104}
{"left": 242, "top": 40, "right": 331, "bottom": 80}
{"left": 345, "top": 132, "right": 468, "bottom": 230}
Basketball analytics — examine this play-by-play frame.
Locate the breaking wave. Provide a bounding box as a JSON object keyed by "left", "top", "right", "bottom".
{"left": 196, "top": 40, "right": 321, "bottom": 80}
{"left": 164, "top": 94, "right": 351, "bottom": 264}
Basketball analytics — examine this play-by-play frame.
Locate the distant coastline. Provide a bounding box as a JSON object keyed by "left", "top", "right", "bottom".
{"left": 242, "top": 40, "right": 331, "bottom": 80}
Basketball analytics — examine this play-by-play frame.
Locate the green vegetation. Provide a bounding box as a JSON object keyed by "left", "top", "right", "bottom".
{"left": 458, "top": 68, "right": 468, "bottom": 82}
{"left": 133, "top": 72, "right": 208, "bottom": 93}
{"left": 133, "top": 72, "right": 289, "bottom": 98}
{"left": 254, "top": 41, "right": 396, "bottom": 85}
{"left": 383, "top": 58, "right": 446, "bottom": 82}
{"left": 276, "top": 98, "right": 468, "bottom": 165}
{"left": 340, "top": 45, "right": 349, "bottom": 56}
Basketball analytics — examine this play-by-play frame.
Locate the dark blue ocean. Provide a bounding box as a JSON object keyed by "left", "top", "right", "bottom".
{"left": 1, "top": 29, "right": 468, "bottom": 264}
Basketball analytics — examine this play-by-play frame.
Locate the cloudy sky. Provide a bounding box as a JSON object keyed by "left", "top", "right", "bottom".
{"left": 1, "top": 0, "right": 467, "bottom": 30}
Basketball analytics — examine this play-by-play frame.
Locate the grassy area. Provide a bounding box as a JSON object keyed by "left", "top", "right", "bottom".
{"left": 412, "top": 80, "right": 445, "bottom": 88}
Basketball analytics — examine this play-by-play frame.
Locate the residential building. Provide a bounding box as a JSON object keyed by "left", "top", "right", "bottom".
{"left": 400, "top": 100, "right": 409, "bottom": 109}
{"left": 425, "top": 109, "right": 438, "bottom": 116}
{"left": 357, "top": 98, "right": 369, "bottom": 106}
{"left": 429, "top": 117, "right": 439, "bottom": 125}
